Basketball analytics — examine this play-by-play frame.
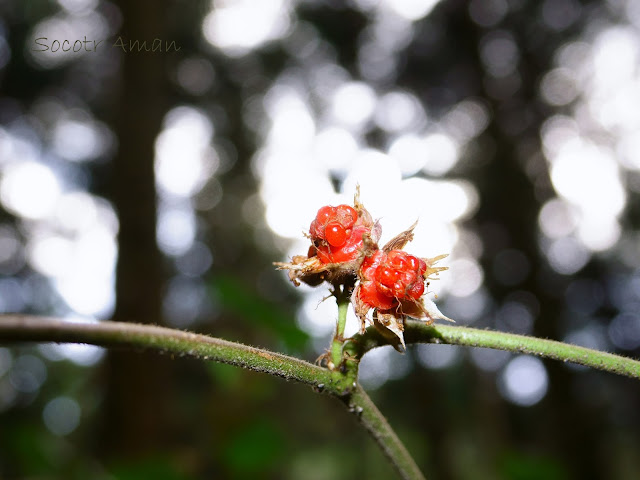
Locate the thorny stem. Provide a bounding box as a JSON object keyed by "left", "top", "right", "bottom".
{"left": 348, "top": 321, "right": 640, "bottom": 380}
{"left": 3, "top": 315, "right": 640, "bottom": 479}
{"left": 0, "top": 315, "right": 332, "bottom": 386}
{"left": 348, "top": 386, "right": 426, "bottom": 480}
{"left": 0, "top": 315, "right": 419, "bottom": 479}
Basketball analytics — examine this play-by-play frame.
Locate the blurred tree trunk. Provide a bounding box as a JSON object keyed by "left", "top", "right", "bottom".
{"left": 100, "top": 0, "right": 175, "bottom": 458}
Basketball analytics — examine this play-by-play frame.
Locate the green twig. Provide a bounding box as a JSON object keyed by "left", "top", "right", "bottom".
{"left": 347, "top": 386, "right": 426, "bottom": 480}
{"left": 0, "top": 315, "right": 332, "bottom": 387}
{"left": 3, "top": 315, "right": 639, "bottom": 479}
{"left": 329, "top": 285, "right": 351, "bottom": 370}
{"left": 0, "top": 314, "right": 420, "bottom": 479}
{"left": 348, "top": 321, "right": 640, "bottom": 380}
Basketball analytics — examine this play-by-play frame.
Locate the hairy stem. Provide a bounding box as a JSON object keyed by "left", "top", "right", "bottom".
{"left": 0, "top": 315, "right": 331, "bottom": 387}
{"left": 348, "top": 321, "right": 640, "bottom": 380}
{"left": 346, "top": 386, "right": 426, "bottom": 480}
{"left": 330, "top": 286, "right": 351, "bottom": 369}
{"left": 0, "top": 315, "right": 418, "bottom": 478}
{"left": 4, "top": 315, "right": 639, "bottom": 479}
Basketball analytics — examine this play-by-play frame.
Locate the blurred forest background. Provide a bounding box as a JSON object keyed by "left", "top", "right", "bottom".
{"left": 0, "top": 0, "right": 639, "bottom": 478}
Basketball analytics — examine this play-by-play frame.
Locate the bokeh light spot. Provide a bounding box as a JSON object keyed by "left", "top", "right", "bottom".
{"left": 608, "top": 312, "right": 640, "bottom": 350}
{"left": 155, "top": 107, "right": 217, "bottom": 198}
{"left": 468, "top": 0, "right": 508, "bottom": 27}
{"left": 538, "top": 198, "right": 578, "bottom": 239}
{"left": 416, "top": 344, "right": 461, "bottom": 370}
{"left": 359, "top": 346, "right": 411, "bottom": 390}
{"left": 384, "top": 0, "right": 442, "bottom": 22}
{"left": 202, "top": 0, "right": 291, "bottom": 56}
{"left": 374, "top": 91, "right": 426, "bottom": 133}
{"left": 52, "top": 118, "right": 108, "bottom": 162}
{"left": 540, "top": 68, "right": 578, "bottom": 106}
{"left": 0, "top": 162, "right": 61, "bottom": 220}
{"left": 499, "top": 356, "right": 548, "bottom": 406}
{"left": 446, "top": 258, "right": 484, "bottom": 297}
{"left": 544, "top": 236, "right": 590, "bottom": 275}
{"left": 479, "top": 30, "right": 520, "bottom": 78}
{"left": 43, "top": 396, "right": 81, "bottom": 436}
{"left": 330, "top": 82, "right": 377, "bottom": 130}
{"left": 10, "top": 355, "right": 47, "bottom": 394}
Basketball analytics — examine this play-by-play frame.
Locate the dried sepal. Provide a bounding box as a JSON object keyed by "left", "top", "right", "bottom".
{"left": 382, "top": 221, "right": 417, "bottom": 253}
{"left": 373, "top": 311, "right": 406, "bottom": 352}
{"left": 351, "top": 281, "right": 372, "bottom": 333}
{"left": 365, "top": 296, "right": 453, "bottom": 352}
{"left": 396, "top": 296, "right": 453, "bottom": 323}
{"left": 274, "top": 255, "right": 328, "bottom": 287}
{"left": 424, "top": 253, "right": 449, "bottom": 278}
{"left": 353, "top": 189, "right": 382, "bottom": 244}
{"left": 420, "top": 297, "right": 454, "bottom": 323}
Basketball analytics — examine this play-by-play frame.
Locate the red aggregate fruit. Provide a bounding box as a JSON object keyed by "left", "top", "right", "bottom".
{"left": 376, "top": 250, "right": 427, "bottom": 301}
{"left": 358, "top": 250, "right": 398, "bottom": 310}
{"left": 274, "top": 190, "right": 451, "bottom": 349}
{"left": 316, "top": 225, "right": 369, "bottom": 264}
{"left": 308, "top": 203, "right": 375, "bottom": 265}
{"left": 357, "top": 249, "right": 428, "bottom": 310}
{"left": 309, "top": 204, "right": 357, "bottom": 247}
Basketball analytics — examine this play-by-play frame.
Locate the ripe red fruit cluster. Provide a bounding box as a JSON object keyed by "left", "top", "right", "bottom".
{"left": 274, "top": 191, "right": 450, "bottom": 344}
{"left": 302, "top": 201, "right": 440, "bottom": 321}
{"left": 309, "top": 204, "right": 372, "bottom": 264}
{"left": 310, "top": 205, "right": 357, "bottom": 247}
{"left": 358, "top": 250, "right": 428, "bottom": 311}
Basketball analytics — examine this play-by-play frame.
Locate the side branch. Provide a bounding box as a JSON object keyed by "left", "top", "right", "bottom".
{"left": 0, "top": 315, "right": 332, "bottom": 388}
{"left": 348, "top": 321, "right": 640, "bottom": 380}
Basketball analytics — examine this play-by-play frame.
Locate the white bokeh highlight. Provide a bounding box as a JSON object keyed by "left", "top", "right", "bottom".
{"left": 499, "top": 356, "right": 549, "bottom": 406}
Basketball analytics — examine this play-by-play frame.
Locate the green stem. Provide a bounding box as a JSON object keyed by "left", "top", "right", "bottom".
{"left": 347, "top": 386, "right": 426, "bottom": 480}
{"left": 0, "top": 315, "right": 332, "bottom": 387}
{"left": 348, "top": 321, "right": 640, "bottom": 380}
{"left": 330, "top": 286, "right": 350, "bottom": 369}
{"left": 5, "top": 316, "right": 640, "bottom": 479}
{"left": 0, "top": 314, "right": 421, "bottom": 478}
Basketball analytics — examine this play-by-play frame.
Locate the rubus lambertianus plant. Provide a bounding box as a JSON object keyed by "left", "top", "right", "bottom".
{"left": 275, "top": 190, "right": 452, "bottom": 359}
{"left": 1, "top": 194, "right": 639, "bottom": 480}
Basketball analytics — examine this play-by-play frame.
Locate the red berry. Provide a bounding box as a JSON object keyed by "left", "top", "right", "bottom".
{"left": 278, "top": 196, "right": 385, "bottom": 289}
{"left": 315, "top": 245, "right": 332, "bottom": 264}
{"left": 378, "top": 267, "right": 400, "bottom": 285}
{"left": 358, "top": 280, "right": 398, "bottom": 310}
{"left": 309, "top": 206, "right": 334, "bottom": 239}
{"left": 407, "top": 280, "right": 425, "bottom": 298}
{"left": 358, "top": 250, "right": 399, "bottom": 310}
{"left": 374, "top": 250, "right": 426, "bottom": 302}
{"left": 316, "top": 225, "right": 368, "bottom": 264}
{"left": 325, "top": 221, "right": 348, "bottom": 247}
{"left": 309, "top": 203, "right": 370, "bottom": 265}
{"left": 356, "top": 249, "right": 427, "bottom": 310}
{"left": 360, "top": 249, "right": 386, "bottom": 279}
{"left": 335, "top": 204, "right": 357, "bottom": 227}
{"left": 315, "top": 206, "right": 335, "bottom": 225}
{"left": 309, "top": 204, "right": 358, "bottom": 244}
